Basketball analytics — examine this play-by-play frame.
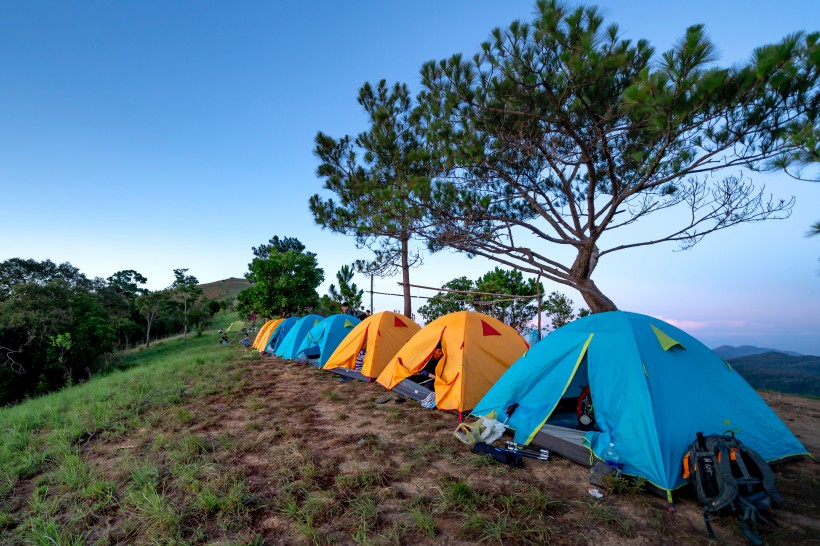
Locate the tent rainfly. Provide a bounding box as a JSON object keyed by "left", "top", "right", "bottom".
{"left": 324, "top": 311, "right": 421, "bottom": 380}
{"left": 472, "top": 311, "right": 810, "bottom": 494}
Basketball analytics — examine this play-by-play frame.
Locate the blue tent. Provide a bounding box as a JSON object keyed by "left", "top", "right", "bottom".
{"left": 264, "top": 317, "right": 299, "bottom": 355}
{"left": 472, "top": 311, "right": 809, "bottom": 494}
{"left": 275, "top": 315, "right": 323, "bottom": 359}
{"left": 295, "top": 314, "right": 360, "bottom": 367}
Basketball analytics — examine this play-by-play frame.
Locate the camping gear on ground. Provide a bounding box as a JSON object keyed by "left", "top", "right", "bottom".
{"left": 471, "top": 310, "right": 809, "bottom": 497}
{"left": 502, "top": 402, "right": 519, "bottom": 425}
{"left": 472, "top": 442, "right": 524, "bottom": 467}
{"left": 683, "top": 432, "right": 782, "bottom": 545}
{"left": 324, "top": 312, "right": 421, "bottom": 381}
{"left": 420, "top": 392, "right": 436, "bottom": 409}
{"left": 376, "top": 311, "right": 529, "bottom": 418}
{"left": 225, "top": 320, "right": 245, "bottom": 333}
{"left": 454, "top": 414, "right": 507, "bottom": 446}
{"left": 264, "top": 317, "right": 299, "bottom": 355}
{"left": 275, "top": 315, "right": 323, "bottom": 359}
{"left": 603, "top": 443, "right": 623, "bottom": 476}
{"left": 577, "top": 385, "right": 595, "bottom": 430}
{"left": 252, "top": 318, "right": 283, "bottom": 351}
{"left": 589, "top": 461, "right": 616, "bottom": 488}
{"left": 295, "top": 314, "right": 360, "bottom": 367}
{"left": 504, "top": 441, "right": 550, "bottom": 461}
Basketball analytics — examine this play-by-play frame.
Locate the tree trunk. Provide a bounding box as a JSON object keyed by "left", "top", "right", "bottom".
{"left": 572, "top": 243, "right": 618, "bottom": 314}
{"left": 401, "top": 236, "right": 411, "bottom": 317}
{"left": 576, "top": 277, "right": 618, "bottom": 313}
{"left": 146, "top": 321, "right": 152, "bottom": 348}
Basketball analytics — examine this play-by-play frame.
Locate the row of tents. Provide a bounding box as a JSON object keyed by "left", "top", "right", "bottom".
{"left": 247, "top": 309, "right": 810, "bottom": 496}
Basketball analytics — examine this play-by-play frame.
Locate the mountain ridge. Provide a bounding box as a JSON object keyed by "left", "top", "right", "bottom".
{"left": 712, "top": 344, "right": 805, "bottom": 359}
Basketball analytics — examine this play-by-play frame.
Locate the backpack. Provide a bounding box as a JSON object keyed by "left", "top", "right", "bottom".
{"left": 683, "top": 432, "right": 782, "bottom": 545}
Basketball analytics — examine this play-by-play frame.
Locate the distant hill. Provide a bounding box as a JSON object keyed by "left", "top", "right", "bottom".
{"left": 198, "top": 277, "right": 250, "bottom": 301}
{"left": 713, "top": 345, "right": 803, "bottom": 359}
{"left": 729, "top": 352, "right": 820, "bottom": 397}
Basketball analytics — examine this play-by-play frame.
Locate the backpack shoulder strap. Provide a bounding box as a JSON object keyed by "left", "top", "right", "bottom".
{"left": 704, "top": 435, "right": 739, "bottom": 512}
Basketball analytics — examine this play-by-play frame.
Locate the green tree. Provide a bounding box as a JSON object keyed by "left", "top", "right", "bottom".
{"left": 239, "top": 247, "right": 324, "bottom": 317}
{"left": 0, "top": 278, "right": 116, "bottom": 402}
{"left": 0, "top": 258, "right": 90, "bottom": 300}
{"left": 473, "top": 268, "right": 542, "bottom": 332}
{"left": 170, "top": 268, "right": 202, "bottom": 342}
{"left": 247, "top": 236, "right": 309, "bottom": 283}
{"left": 417, "top": 277, "right": 475, "bottom": 322}
{"left": 135, "top": 290, "right": 167, "bottom": 348}
{"left": 541, "top": 292, "right": 578, "bottom": 332}
{"left": 317, "top": 294, "right": 342, "bottom": 316}
{"left": 62, "top": 292, "right": 115, "bottom": 381}
{"left": 106, "top": 269, "right": 148, "bottom": 297}
{"left": 328, "top": 264, "right": 364, "bottom": 310}
{"left": 415, "top": 1, "right": 813, "bottom": 313}
{"left": 310, "top": 80, "right": 428, "bottom": 316}
{"left": 0, "top": 280, "right": 73, "bottom": 397}
{"left": 102, "top": 269, "right": 147, "bottom": 349}
{"left": 49, "top": 333, "right": 73, "bottom": 381}
{"left": 760, "top": 32, "right": 819, "bottom": 181}
{"left": 251, "top": 235, "right": 306, "bottom": 258}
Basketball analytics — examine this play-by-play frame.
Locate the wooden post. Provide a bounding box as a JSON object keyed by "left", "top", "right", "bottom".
{"left": 536, "top": 275, "right": 542, "bottom": 340}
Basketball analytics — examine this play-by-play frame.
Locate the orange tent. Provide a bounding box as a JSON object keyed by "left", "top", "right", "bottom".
{"left": 376, "top": 311, "right": 529, "bottom": 414}
{"left": 252, "top": 318, "right": 282, "bottom": 351}
{"left": 323, "top": 312, "right": 420, "bottom": 378}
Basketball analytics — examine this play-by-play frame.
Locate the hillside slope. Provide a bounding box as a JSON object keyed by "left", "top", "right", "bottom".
{"left": 730, "top": 352, "right": 820, "bottom": 397}
{"left": 198, "top": 277, "right": 250, "bottom": 301}
{"left": 1, "top": 334, "right": 816, "bottom": 545}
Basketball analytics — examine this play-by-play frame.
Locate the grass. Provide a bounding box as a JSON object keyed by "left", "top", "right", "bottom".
{"left": 0, "top": 314, "right": 257, "bottom": 544}
{"left": 1, "top": 310, "right": 816, "bottom": 545}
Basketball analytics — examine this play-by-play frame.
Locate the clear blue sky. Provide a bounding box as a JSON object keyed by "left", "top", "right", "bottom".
{"left": 1, "top": 1, "right": 818, "bottom": 354}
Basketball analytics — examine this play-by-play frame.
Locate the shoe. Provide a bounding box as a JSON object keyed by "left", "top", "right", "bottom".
{"left": 394, "top": 396, "right": 406, "bottom": 404}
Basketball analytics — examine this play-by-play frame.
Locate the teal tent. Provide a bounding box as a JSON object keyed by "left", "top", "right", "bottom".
{"left": 264, "top": 317, "right": 299, "bottom": 355}
{"left": 275, "top": 315, "right": 323, "bottom": 359}
{"left": 295, "top": 314, "right": 360, "bottom": 367}
{"left": 472, "top": 311, "right": 809, "bottom": 494}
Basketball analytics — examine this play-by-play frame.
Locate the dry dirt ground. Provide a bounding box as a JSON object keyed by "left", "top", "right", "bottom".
{"left": 106, "top": 353, "right": 820, "bottom": 545}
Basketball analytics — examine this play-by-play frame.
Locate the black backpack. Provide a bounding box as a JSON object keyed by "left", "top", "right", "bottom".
{"left": 683, "top": 432, "right": 782, "bottom": 545}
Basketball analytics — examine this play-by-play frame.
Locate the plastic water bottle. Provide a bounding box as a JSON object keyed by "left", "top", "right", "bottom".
{"left": 604, "top": 442, "right": 623, "bottom": 472}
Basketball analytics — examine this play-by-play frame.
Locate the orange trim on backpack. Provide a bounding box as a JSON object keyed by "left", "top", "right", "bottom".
{"left": 683, "top": 453, "right": 691, "bottom": 479}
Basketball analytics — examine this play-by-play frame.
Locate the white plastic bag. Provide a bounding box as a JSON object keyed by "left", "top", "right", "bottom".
{"left": 453, "top": 413, "right": 507, "bottom": 445}
{"left": 478, "top": 417, "right": 506, "bottom": 444}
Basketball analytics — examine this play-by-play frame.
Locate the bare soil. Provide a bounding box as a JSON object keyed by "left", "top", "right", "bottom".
{"left": 131, "top": 353, "right": 816, "bottom": 545}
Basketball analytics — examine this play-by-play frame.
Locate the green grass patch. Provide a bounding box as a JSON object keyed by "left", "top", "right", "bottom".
{"left": 0, "top": 314, "right": 260, "bottom": 544}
